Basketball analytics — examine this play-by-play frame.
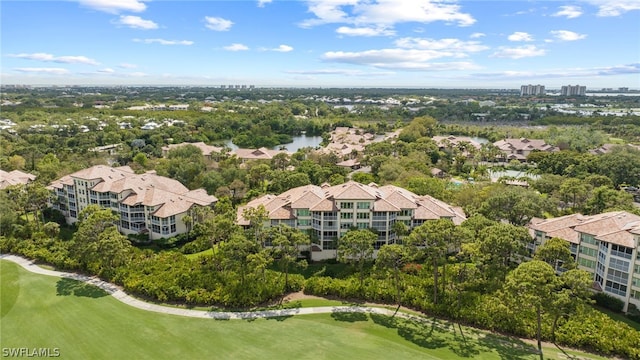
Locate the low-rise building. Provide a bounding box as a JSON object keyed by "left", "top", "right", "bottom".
{"left": 48, "top": 165, "right": 217, "bottom": 240}
{"left": 529, "top": 211, "right": 640, "bottom": 312}
{"left": 237, "top": 181, "right": 466, "bottom": 261}
{"left": 493, "top": 138, "right": 557, "bottom": 161}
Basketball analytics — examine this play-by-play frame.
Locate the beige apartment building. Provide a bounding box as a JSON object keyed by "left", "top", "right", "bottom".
{"left": 237, "top": 181, "right": 466, "bottom": 261}
{"left": 529, "top": 211, "right": 640, "bottom": 312}
{"left": 48, "top": 165, "right": 217, "bottom": 240}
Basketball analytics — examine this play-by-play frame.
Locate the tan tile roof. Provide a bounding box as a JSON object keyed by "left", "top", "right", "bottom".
{"left": 572, "top": 211, "right": 640, "bottom": 237}
{"left": 373, "top": 198, "right": 400, "bottom": 212}
{"left": 530, "top": 211, "right": 640, "bottom": 247}
{"left": 71, "top": 164, "right": 133, "bottom": 182}
{"left": 234, "top": 147, "right": 290, "bottom": 160}
{"left": 50, "top": 165, "right": 216, "bottom": 219}
{"left": 310, "top": 198, "right": 338, "bottom": 211}
{"left": 237, "top": 181, "right": 467, "bottom": 225}
{"left": 596, "top": 230, "right": 636, "bottom": 248}
{"left": 0, "top": 169, "right": 36, "bottom": 189}
{"left": 329, "top": 181, "right": 379, "bottom": 200}
{"left": 493, "top": 138, "right": 556, "bottom": 152}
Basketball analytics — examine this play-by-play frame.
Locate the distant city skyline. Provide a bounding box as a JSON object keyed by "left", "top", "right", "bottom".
{"left": 1, "top": 1, "right": 639, "bottom": 88}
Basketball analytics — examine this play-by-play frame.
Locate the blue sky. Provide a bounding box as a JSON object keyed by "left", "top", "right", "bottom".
{"left": 2, "top": 0, "right": 639, "bottom": 88}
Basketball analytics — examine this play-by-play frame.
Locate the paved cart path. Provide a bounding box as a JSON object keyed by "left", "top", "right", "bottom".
{"left": 0, "top": 254, "right": 410, "bottom": 321}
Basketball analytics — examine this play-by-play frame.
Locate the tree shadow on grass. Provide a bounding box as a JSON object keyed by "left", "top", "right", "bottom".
{"left": 371, "top": 314, "right": 448, "bottom": 350}
{"left": 331, "top": 309, "right": 368, "bottom": 322}
{"left": 477, "top": 333, "right": 538, "bottom": 360}
{"left": 56, "top": 278, "right": 108, "bottom": 298}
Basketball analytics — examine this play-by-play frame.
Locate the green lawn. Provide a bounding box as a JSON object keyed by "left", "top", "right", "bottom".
{"left": 1, "top": 260, "right": 609, "bottom": 360}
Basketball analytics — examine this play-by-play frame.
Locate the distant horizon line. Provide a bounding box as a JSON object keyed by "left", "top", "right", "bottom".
{"left": 2, "top": 84, "right": 639, "bottom": 91}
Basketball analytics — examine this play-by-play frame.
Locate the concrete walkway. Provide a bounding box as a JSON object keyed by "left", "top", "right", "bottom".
{"left": 0, "top": 254, "right": 413, "bottom": 321}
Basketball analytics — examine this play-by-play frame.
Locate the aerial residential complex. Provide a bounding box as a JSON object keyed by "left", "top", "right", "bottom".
{"left": 529, "top": 211, "right": 640, "bottom": 312}
{"left": 48, "top": 165, "right": 217, "bottom": 240}
{"left": 237, "top": 181, "right": 467, "bottom": 261}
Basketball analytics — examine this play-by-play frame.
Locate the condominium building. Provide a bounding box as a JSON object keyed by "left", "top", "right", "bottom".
{"left": 493, "top": 137, "right": 557, "bottom": 161}
{"left": 520, "top": 84, "right": 546, "bottom": 96}
{"left": 0, "top": 169, "right": 36, "bottom": 189}
{"left": 529, "top": 211, "right": 640, "bottom": 312}
{"left": 48, "top": 165, "right": 217, "bottom": 240}
{"left": 560, "top": 85, "right": 587, "bottom": 96}
{"left": 237, "top": 181, "right": 466, "bottom": 261}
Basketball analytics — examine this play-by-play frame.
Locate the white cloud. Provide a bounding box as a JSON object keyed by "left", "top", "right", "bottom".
{"left": 97, "top": 68, "right": 115, "bottom": 73}
{"left": 322, "top": 48, "right": 480, "bottom": 71}
{"left": 585, "top": 0, "right": 640, "bottom": 16}
{"left": 257, "top": 0, "right": 272, "bottom": 7}
{"left": 265, "top": 45, "right": 294, "bottom": 52}
{"left": 336, "top": 26, "right": 395, "bottom": 37}
{"left": 205, "top": 16, "right": 233, "bottom": 31}
{"left": 507, "top": 32, "right": 533, "bottom": 42}
{"left": 469, "top": 32, "right": 485, "bottom": 39}
{"left": 77, "top": 0, "right": 147, "bottom": 14}
{"left": 286, "top": 69, "right": 395, "bottom": 76}
{"left": 133, "top": 38, "right": 194, "bottom": 45}
{"left": 300, "top": 0, "right": 475, "bottom": 28}
{"left": 491, "top": 45, "right": 546, "bottom": 59}
{"left": 471, "top": 63, "right": 640, "bottom": 79}
{"left": 224, "top": 43, "right": 250, "bottom": 51}
{"left": 14, "top": 67, "right": 70, "bottom": 75}
{"left": 119, "top": 63, "right": 138, "bottom": 69}
{"left": 552, "top": 5, "right": 583, "bottom": 18}
{"left": 394, "top": 37, "right": 489, "bottom": 53}
{"left": 116, "top": 15, "right": 158, "bottom": 29}
{"left": 550, "top": 30, "right": 587, "bottom": 41}
{"left": 129, "top": 72, "right": 147, "bottom": 77}
{"left": 9, "top": 53, "right": 99, "bottom": 65}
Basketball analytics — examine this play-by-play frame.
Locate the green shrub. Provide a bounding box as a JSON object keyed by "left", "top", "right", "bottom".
{"left": 592, "top": 292, "right": 625, "bottom": 312}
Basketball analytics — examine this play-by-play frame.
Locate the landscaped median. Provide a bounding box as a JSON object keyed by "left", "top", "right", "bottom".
{"left": 1, "top": 255, "right": 617, "bottom": 360}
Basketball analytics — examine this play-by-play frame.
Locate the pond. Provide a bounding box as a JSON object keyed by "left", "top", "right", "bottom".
{"left": 223, "top": 135, "right": 323, "bottom": 152}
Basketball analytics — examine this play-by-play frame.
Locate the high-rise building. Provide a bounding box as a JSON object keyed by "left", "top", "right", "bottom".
{"left": 520, "top": 84, "right": 546, "bottom": 96}
{"left": 560, "top": 85, "right": 587, "bottom": 96}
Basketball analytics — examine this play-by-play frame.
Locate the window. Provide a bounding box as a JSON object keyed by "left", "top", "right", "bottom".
{"left": 579, "top": 246, "right": 597, "bottom": 257}
{"left": 578, "top": 258, "right": 596, "bottom": 269}
{"left": 357, "top": 212, "right": 370, "bottom": 219}
{"left": 340, "top": 223, "right": 353, "bottom": 230}
{"left": 605, "top": 280, "right": 627, "bottom": 297}
{"left": 611, "top": 244, "right": 633, "bottom": 259}
{"left": 606, "top": 268, "right": 629, "bottom": 284}
{"left": 356, "top": 202, "right": 370, "bottom": 209}
{"left": 298, "top": 219, "right": 310, "bottom": 226}
{"left": 357, "top": 222, "right": 369, "bottom": 229}
{"left": 340, "top": 202, "right": 353, "bottom": 209}
{"left": 297, "top": 209, "right": 310, "bottom": 217}
{"left": 581, "top": 234, "right": 597, "bottom": 245}
{"left": 608, "top": 258, "right": 630, "bottom": 272}
{"left": 340, "top": 213, "right": 353, "bottom": 219}
{"left": 400, "top": 209, "right": 413, "bottom": 217}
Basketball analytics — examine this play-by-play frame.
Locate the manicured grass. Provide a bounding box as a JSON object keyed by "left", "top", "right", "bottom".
{"left": 1, "top": 260, "right": 610, "bottom": 360}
